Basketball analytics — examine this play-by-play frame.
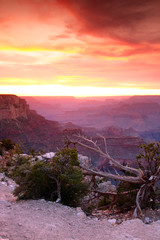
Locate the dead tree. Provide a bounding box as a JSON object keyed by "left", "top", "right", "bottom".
{"left": 70, "top": 134, "right": 160, "bottom": 216}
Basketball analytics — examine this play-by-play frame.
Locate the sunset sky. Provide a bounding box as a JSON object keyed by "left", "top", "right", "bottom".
{"left": 0, "top": 0, "right": 160, "bottom": 96}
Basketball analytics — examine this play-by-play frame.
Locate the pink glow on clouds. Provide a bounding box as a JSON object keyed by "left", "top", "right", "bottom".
{"left": 0, "top": 0, "right": 160, "bottom": 96}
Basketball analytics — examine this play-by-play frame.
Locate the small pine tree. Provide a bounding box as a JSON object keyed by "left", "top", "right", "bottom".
{"left": 12, "top": 148, "right": 88, "bottom": 207}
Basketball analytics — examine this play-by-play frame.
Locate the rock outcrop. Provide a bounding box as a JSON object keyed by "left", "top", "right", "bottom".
{"left": 0, "top": 95, "right": 29, "bottom": 120}
{"left": 0, "top": 95, "right": 63, "bottom": 152}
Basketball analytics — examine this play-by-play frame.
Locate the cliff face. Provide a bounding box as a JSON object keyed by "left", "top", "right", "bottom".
{"left": 0, "top": 95, "right": 63, "bottom": 152}
{"left": 0, "top": 95, "right": 29, "bottom": 120}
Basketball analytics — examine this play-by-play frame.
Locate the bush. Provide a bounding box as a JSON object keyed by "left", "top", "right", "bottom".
{"left": 98, "top": 197, "right": 111, "bottom": 208}
{"left": 0, "top": 139, "right": 15, "bottom": 153}
{"left": 11, "top": 148, "right": 88, "bottom": 207}
{"left": 13, "top": 161, "right": 56, "bottom": 200}
{"left": 116, "top": 181, "right": 141, "bottom": 211}
{"left": 60, "top": 168, "right": 88, "bottom": 206}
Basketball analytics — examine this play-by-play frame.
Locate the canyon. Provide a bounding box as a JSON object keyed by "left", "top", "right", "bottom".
{"left": 0, "top": 94, "right": 157, "bottom": 168}
{"left": 24, "top": 95, "right": 160, "bottom": 132}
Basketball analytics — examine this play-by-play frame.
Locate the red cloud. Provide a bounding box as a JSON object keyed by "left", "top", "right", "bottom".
{"left": 0, "top": 0, "right": 160, "bottom": 60}
{"left": 58, "top": 0, "right": 160, "bottom": 44}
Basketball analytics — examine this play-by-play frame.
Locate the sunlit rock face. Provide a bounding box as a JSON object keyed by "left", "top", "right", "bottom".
{"left": 0, "top": 95, "right": 63, "bottom": 152}
{"left": 0, "top": 95, "right": 29, "bottom": 120}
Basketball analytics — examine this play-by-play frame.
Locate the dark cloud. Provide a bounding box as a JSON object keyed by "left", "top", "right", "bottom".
{"left": 59, "top": 0, "right": 160, "bottom": 44}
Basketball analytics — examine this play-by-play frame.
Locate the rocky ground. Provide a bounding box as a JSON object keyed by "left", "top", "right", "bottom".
{"left": 0, "top": 173, "right": 160, "bottom": 240}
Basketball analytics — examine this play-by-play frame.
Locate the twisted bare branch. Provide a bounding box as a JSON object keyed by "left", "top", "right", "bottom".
{"left": 81, "top": 165, "right": 144, "bottom": 184}
{"left": 75, "top": 134, "right": 142, "bottom": 177}
{"left": 97, "top": 134, "right": 108, "bottom": 154}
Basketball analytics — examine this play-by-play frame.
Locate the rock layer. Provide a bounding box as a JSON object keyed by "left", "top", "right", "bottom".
{"left": 0, "top": 95, "right": 29, "bottom": 120}
{"left": 0, "top": 95, "right": 63, "bottom": 152}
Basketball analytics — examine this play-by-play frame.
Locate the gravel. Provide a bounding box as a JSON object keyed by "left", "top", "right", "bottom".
{"left": 0, "top": 173, "right": 160, "bottom": 240}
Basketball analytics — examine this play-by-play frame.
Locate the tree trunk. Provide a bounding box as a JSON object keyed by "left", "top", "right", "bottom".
{"left": 56, "top": 179, "right": 61, "bottom": 202}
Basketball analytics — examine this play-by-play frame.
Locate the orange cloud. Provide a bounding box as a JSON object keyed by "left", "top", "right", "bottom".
{"left": 0, "top": 0, "right": 160, "bottom": 96}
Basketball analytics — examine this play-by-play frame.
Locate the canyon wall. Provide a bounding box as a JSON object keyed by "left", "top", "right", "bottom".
{"left": 0, "top": 95, "right": 29, "bottom": 120}
{"left": 0, "top": 95, "right": 63, "bottom": 152}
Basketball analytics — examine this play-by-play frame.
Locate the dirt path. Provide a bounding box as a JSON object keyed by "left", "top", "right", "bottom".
{"left": 0, "top": 174, "right": 160, "bottom": 240}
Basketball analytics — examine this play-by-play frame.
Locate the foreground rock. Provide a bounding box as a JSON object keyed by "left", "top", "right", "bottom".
{"left": 0, "top": 174, "right": 160, "bottom": 240}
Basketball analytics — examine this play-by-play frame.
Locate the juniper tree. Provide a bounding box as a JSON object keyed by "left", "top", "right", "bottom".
{"left": 68, "top": 134, "right": 160, "bottom": 215}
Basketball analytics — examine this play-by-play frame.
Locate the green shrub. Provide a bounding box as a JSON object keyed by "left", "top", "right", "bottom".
{"left": 116, "top": 181, "right": 141, "bottom": 211}
{"left": 13, "top": 161, "right": 56, "bottom": 200}
{"left": 0, "top": 139, "right": 15, "bottom": 152}
{"left": 98, "top": 196, "right": 111, "bottom": 208}
{"left": 61, "top": 168, "right": 88, "bottom": 206}
{"left": 12, "top": 148, "right": 88, "bottom": 207}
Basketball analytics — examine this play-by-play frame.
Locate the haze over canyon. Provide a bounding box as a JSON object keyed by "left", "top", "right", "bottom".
{"left": 1, "top": 94, "right": 160, "bottom": 170}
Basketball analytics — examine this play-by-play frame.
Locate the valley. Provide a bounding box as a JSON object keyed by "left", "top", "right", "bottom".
{"left": 1, "top": 94, "right": 160, "bottom": 170}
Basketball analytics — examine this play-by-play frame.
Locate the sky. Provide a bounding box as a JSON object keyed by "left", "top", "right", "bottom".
{"left": 0, "top": 0, "right": 160, "bottom": 96}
